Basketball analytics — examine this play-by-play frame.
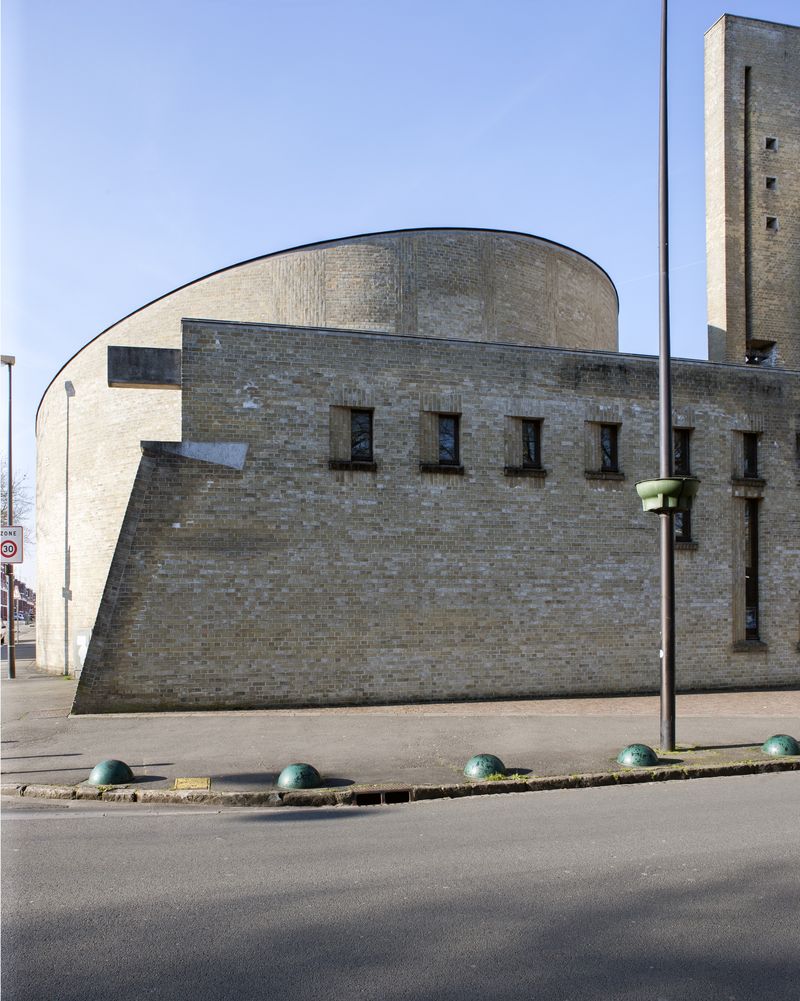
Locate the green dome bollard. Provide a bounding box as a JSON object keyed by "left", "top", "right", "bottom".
{"left": 277, "top": 763, "right": 322, "bottom": 790}
{"left": 617, "top": 744, "right": 659, "bottom": 767}
{"left": 86, "top": 759, "right": 135, "bottom": 786}
{"left": 761, "top": 734, "right": 800, "bottom": 757}
{"left": 464, "top": 753, "right": 506, "bottom": 780}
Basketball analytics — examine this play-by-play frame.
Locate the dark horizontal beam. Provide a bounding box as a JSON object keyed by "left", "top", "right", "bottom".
{"left": 107, "top": 346, "right": 181, "bottom": 389}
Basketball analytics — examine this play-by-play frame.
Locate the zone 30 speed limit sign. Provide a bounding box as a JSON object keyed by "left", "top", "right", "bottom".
{"left": 1, "top": 527, "right": 23, "bottom": 564}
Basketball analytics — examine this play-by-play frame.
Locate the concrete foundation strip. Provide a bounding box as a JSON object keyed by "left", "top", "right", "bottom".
{"left": 2, "top": 758, "right": 798, "bottom": 808}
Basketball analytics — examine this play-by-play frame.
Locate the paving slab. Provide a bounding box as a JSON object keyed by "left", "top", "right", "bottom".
{"left": 2, "top": 630, "right": 798, "bottom": 800}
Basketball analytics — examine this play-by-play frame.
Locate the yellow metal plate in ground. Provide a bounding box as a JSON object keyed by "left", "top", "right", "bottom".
{"left": 174, "top": 777, "right": 211, "bottom": 790}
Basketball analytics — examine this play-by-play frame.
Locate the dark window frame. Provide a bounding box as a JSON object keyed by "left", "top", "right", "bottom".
{"left": 742, "top": 432, "right": 759, "bottom": 478}
{"left": 437, "top": 413, "right": 460, "bottom": 466}
{"left": 673, "top": 427, "right": 691, "bottom": 476}
{"left": 674, "top": 510, "right": 693, "bottom": 544}
{"left": 521, "top": 418, "right": 543, "bottom": 470}
{"left": 744, "top": 498, "right": 760, "bottom": 640}
{"left": 599, "top": 423, "right": 619, "bottom": 473}
{"left": 350, "top": 408, "right": 374, "bottom": 462}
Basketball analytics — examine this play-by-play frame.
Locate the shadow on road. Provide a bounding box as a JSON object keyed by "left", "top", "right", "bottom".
{"left": 233, "top": 808, "right": 370, "bottom": 823}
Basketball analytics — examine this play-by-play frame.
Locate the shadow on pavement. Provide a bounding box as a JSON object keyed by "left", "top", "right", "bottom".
{"left": 1, "top": 766, "right": 92, "bottom": 776}
{"left": 690, "top": 742, "right": 760, "bottom": 751}
{"left": 212, "top": 772, "right": 279, "bottom": 787}
{"left": 233, "top": 808, "right": 370, "bottom": 823}
{"left": 213, "top": 772, "right": 354, "bottom": 788}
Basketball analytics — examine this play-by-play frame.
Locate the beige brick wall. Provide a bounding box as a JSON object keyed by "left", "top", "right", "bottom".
{"left": 36, "top": 229, "right": 618, "bottom": 676}
{"left": 706, "top": 16, "right": 800, "bottom": 368}
{"left": 72, "top": 320, "right": 799, "bottom": 713}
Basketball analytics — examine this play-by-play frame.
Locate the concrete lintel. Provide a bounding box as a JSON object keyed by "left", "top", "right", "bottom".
{"left": 140, "top": 440, "right": 249, "bottom": 470}
{"left": 108, "top": 346, "right": 181, "bottom": 389}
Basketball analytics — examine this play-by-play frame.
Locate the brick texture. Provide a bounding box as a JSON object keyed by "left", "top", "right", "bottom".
{"left": 36, "top": 229, "right": 617, "bottom": 678}
{"left": 71, "top": 319, "right": 799, "bottom": 713}
{"left": 706, "top": 16, "right": 800, "bottom": 368}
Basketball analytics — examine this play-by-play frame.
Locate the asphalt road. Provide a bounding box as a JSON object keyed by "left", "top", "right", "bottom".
{"left": 3, "top": 773, "right": 798, "bottom": 1000}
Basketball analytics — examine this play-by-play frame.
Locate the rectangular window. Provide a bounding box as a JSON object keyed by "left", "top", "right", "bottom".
{"left": 673, "top": 428, "right": 691, "bottom": 475}
{"left": 744, "top": 499, "right": 759, "bottom": 639}
{"left": 766, "top": 176, "right": 777, "bottom": 190}
{"left": 765, "top": 136, "right": 778, "bottom": 150}
{"left": 674, "top": 510, "right": 692, "bottom": 543}
{"left": 521, "top": 419, "right": 542, "bottom": 469}
{"left": 329, "top": 404, "right": 376, "bottom": 471}
{"left": 600, "top": 424, "right": 618, "bottom": 472}
{"left": 742, "top": 432, "right": 759, "bottom": 478}
{"left": 438, "top": 414, "right": 459, "bottom": 465}
{"left": 350, "top": 409, "right": 373, "bottom": 462}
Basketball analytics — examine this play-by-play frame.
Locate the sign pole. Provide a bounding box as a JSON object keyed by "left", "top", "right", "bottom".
{"left": 2, "top": 356, "right": 15, "bottom": 679}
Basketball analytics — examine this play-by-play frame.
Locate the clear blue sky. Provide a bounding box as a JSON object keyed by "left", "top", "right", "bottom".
{"left": 2, "top": 0, "right": 798, "bottom": 583}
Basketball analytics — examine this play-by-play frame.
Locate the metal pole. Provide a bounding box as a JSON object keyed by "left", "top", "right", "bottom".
{"left": 3, "top": 357, "right": 15, "bottom": 679}
{"left": 658, "top": 0, "right": 675, "bottom": 750}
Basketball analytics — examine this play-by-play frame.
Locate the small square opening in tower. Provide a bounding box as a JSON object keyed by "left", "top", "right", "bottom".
{"left": 766, "top": 176, "right": 777, "bottom": 190}
{"left": 766, "top": 216, "right": 779, "bottom": 231}
{"left": 765, "top": 137, "right": 778, "bottom": 150}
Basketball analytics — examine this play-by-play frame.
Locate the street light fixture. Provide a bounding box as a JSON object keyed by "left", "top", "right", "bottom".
{"left": 2, "top": 354, "right": 16, "bottom": 680}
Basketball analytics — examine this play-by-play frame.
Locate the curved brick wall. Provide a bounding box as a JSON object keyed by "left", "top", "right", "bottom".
{"left": 36, "top": 229, "right": 618, "bottom": 676}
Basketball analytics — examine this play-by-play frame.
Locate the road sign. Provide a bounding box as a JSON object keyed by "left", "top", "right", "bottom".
{"left": 1, "top": 526, "right": 23, "bottom": 564}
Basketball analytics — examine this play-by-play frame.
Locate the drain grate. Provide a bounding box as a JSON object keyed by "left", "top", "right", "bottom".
{"left": 383, "top": 789, "right": 411, "bottom": 805}
{"left": 354, "top": 788, "right": 411, "bottom": 807}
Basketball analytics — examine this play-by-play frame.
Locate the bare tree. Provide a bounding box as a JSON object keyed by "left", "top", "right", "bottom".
{"left": 1, "top": 460, "right": 33, "bottom": 529}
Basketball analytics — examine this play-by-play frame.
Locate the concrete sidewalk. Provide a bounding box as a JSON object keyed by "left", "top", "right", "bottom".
{"left": 2, "top": 631, "right": 799, "bottom": 803}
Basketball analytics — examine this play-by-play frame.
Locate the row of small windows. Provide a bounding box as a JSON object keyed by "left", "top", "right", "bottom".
{"left": 343, "top": 411, "right": 550, "bottom": 474}
{"left": 338, "top": 411, "right": 767, "bottom": 481}
{"left": 764, "top": 137, "right": 779, "bottom": 232}
{"left": 764, "top": 161, "right": 778, "bottom": 225}
{"left": 333, "top": 413, "right": 779, "bottom": 549}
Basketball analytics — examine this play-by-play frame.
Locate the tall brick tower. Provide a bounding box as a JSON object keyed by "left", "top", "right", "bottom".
{"left": 705, "top": 15, "right": 800, "bottom": 369}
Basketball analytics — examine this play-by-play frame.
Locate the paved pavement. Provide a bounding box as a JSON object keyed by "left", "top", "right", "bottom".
{"left": 2, "top": 627, "right": 799, "bottom": 795}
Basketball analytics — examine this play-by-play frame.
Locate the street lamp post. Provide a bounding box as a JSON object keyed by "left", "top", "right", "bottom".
{"left": 658, "top": 0, "right": 675, "bottom": 751}
{"left": 2, "top": 354, "right": 16, "bottom": 680}
{"left": 635, "top": 0, "right": 694, "bottom": 756}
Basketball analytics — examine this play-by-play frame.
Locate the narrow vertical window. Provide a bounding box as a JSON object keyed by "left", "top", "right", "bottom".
{"left": 744, "top": 499, "right": 759, "bottom": 639}
{"left": 350, "top": 409, "right": 373, "bottom": 462}
{"left": 521, "top": 419, "right": 542, "bottom": 469}
{"left": 674, "top": 428, "right": 691, "bottom": 475}
{"left": 674, "top": 510, "right": 692, "bottom": 543}
{"left": 742, "top": 432, "right": 759, "bottom": 478}
{"left": 438, "top": 414, "right": 459, "bottom": 465}
{"left": 600, "top": 424, "right": 618, "bottom": 472}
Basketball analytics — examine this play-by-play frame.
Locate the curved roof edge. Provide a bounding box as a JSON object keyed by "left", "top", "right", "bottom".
{"left": 36, "top": 227, "right": 619, "bottom": 428}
